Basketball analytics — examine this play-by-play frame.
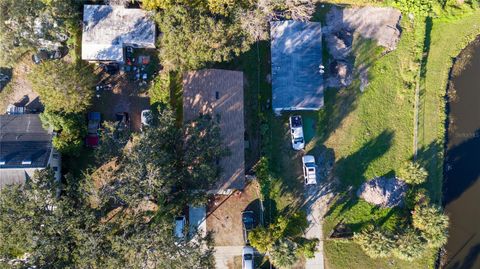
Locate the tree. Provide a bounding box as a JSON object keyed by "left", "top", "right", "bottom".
{"left": 398, "top": 161, "right": 428, "bottom": 185}
{"left": 392, "top": 229, "right": 427, "bottom": 261}
{"left": 269, "top": 239, "right": 298, "bottom": 269}
{"left": 353, "top": 228, "right": 395, "bottom": 258}
{"left": 0, "top": 0, "right": 78, "bottom": 65}
{"left": 155, "top": 4, "right": 253, "bottom": 70}
{"left": 249, "top": 216, "right": 288, "bottom": 253}
{"left": 29, "top": 61, "right": 97, "bottom": 113}
{"left": 40, "top": 110, "right": 86, "bottom": 155}
{"left": 412, "top": 203, "right": 449, "bottom": 248}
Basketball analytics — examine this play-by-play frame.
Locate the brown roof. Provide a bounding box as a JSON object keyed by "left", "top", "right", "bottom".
{"left": 183, "top": 69, "right": 245, "bottom": 192}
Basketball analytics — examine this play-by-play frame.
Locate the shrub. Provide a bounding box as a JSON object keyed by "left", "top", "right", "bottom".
{"left": 412, "top": 203, "right": 449, "bottom": 248}
{"left": 353, "top": 228, "right": 395, "bottom": 258}
{"left": 398, "top": 161, "right": 428, "bottom": 185}
{"left": 392, "top": 229, "right": 427, "bottom": 261}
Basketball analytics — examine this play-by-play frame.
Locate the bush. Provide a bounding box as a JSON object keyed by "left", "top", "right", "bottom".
{"left": 392, "top": 229, "right": 427, "bottom": 261}
{"left": 149, "top": 71, "right": 171, "bottom": 105}
{"left": 353, "top": 228, "right": 395, "bottom": 258}
{"left": 412, "top": 203, "right": 449, "bottom": 248}
{"left": 269, "top": 239, "right": 298, "bottom": 269}
{"left": 398, "top": 161, "right": 428, "bottom": 185}
{"left": 40, "top": 110, "right": 86, "bottom": 156}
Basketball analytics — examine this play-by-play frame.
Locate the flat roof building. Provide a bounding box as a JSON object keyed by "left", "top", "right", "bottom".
{"left": 81, "top": 5, "right": 156, "bottom": 62}
{"left": 183, "top": 69, "right": 245, "bottom": 194}
{"left": 270, "top": 20, "right": 324, "bottom": 113}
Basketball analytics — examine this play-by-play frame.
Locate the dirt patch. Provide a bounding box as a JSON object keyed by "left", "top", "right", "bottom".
{"left": 357, "top": 177, "right": 408, "bottom": 208}
{"left": 325, "top": 7, "right": 402, "bottom": 51}
{"left": 0, "top": 55, "right": 42, "bottom": 113}
{"left": 324, "top": 6, "right": 402, "bottom": 89}
{"left": 207, "top": 181, "right": 261, "bottom": 246}
{"left": 92, "top": 69, "right": 150, "bottom": 132}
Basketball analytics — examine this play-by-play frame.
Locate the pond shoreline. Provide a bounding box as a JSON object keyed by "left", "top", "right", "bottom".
{"left": 440, "top": 35, "right": 480, "bottom": 269}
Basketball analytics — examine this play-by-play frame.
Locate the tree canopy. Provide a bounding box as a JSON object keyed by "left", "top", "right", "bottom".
{"left": 0, "top": 0, "right": 78, "bottom": 65}
{"left": 29, "top": 61, "right": 97, "bottom": 113}
{"left": 0, "top": 108, "right": 222, "bottom": 268}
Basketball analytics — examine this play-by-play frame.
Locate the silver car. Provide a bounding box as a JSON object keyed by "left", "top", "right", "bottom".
{"left": 242, "top": 246, "right": 254, "bottom": 269}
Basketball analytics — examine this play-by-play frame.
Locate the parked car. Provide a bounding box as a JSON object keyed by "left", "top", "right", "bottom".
{"left": 101, "top": 63, "right": 119, "bottom": 75}
{"left": 115, "top": 112, "right": 129, "bottom": 132}
{"left": 174, "top": 216, "right": 186, "bottom": 239}
{"left": 302, "top": 155, "right": 317, "bottom": 185}
{"left": 141, "top": 109, "right": 152, "bottom": 130}
{"left": 86, "top": 112, "right": 101, "bottom": 148}
{"left": 32, "top": 48, "right": 65, "bottom": 64}
{"left": 289, "top": 115, "right": 305, "bottom": 150}
{"left": 242, "top": 246, "right": 255, "bottom": 269}
{"left": 242, "top": 211, "right": 256, "bottom": 244}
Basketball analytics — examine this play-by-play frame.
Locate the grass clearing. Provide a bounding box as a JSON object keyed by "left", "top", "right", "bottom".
{"left": 418, "top": 10, "right": 480, "bottom": 203}
{"left": 321, "top": 17, "right": 436, "bottom": 268}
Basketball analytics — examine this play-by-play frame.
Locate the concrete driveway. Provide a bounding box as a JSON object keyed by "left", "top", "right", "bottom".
{"left": 304, "top": 181, "right": 334, "bottom": 269}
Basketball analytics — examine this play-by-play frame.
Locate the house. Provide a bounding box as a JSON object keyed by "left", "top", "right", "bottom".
{"left": 270, "top": 20, "right": 324, "bottom": 113}
{"left": 183, "top": 69, "right": 245, "bottom": 195}
{"left": 0, "top": 114, "right": 61, "bottom": 188}
{"left": 81, "top": 5, "right": 156, "bottom": 62}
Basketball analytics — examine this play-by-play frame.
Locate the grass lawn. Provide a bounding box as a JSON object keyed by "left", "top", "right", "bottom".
{"left": 322, "top": 7, "right": 480, "bottom": 269}
{"left": 418, "top": 10, "right": 480, "bottom": 203}
{"left": 321, "top": 15, "right": 434, "bottom": 269}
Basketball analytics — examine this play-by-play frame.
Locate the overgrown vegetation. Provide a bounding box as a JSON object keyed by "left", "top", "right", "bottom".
{"left": 28, "top": 60, "right": 97, "bottom": 155}
{"left": 0, "top": 107, "right": 224, "bottom": 267}
{"left": 0, "top": 0, "right": 80, "bottom": 66}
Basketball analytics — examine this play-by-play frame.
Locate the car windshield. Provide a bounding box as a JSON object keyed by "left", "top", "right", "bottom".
{"left": 308, "top": 168, "right": 315, "bottom": 172}
{"left": 294, "top": 138, "right": 304, "bottom": 143}
{"left": 291, "top": 116, "right": 302, "bottom": 127}
{"left": 244, "top": 254, "right": 253, "bottom": 260}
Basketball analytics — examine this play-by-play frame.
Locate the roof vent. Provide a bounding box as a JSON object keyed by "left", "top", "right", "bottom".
{"left": 22, "top": 160, "right": 32, "bottom": 165}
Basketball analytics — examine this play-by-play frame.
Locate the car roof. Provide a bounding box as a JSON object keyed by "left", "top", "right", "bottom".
{"left": 303, "top": 155, "right": 315, "bottom": 163}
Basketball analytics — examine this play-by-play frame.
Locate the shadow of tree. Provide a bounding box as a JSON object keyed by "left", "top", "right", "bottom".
{"left": 447, "top": 243, "right": 480, "bottom": 269}
{"left": 443, "top": 130, "right": 480, "bottom": 206}
{"left": 335, "top": 130, "right": 394, "bottom": 188}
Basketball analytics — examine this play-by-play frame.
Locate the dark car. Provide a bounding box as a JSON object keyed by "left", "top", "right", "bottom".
{"left": 115, "top": 112, "right": 129, "bottom": 132}
{"left": 101, "top": 63, "right": 119, "bottom": 75}
{"left": 32, "top": 48, "right": 66, "bottom": 64}
{"left": 242, "top": 211, "right": 256, "bottom": 244}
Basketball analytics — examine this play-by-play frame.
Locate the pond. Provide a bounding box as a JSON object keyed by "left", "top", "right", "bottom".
{"left": 443, "top": 37, "right": 480, "bottom": 269}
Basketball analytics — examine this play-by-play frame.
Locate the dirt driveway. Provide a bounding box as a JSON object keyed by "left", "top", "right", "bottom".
{"left": 0, "top": 56, "right": 42, "bottom": 113}
{"left": 92, "top": 70, "right": 150, "bottom": 132}
{"left": 207, "top": 182, "right": 262, "bottom": 269}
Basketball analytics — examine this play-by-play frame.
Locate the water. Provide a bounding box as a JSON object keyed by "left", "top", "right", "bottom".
{"left": 443, "top": 37, "right": 480, "bottom": 269}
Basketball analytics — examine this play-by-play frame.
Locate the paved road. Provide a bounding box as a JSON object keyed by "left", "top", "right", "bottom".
{"left": 304, "top": 182, "right": 333, "bottom": 269}
{"left": 214, "top": 246, "right": 244, "bottom": 269}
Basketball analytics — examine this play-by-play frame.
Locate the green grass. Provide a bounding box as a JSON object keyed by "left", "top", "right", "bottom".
{"left": 322, "top": 8, "right": 480, "bottom": 269}
{"left": 418, "top": 9, "right": 480, "bottom": 203}
{"left": 323, "top": 17, "right": 425, "bottom": 188}
{"left": 321, "top": 16, "right": 437, "bottom": 269}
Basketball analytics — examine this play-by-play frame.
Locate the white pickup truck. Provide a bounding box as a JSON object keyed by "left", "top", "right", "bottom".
{"left": 289, "top": 115, "right": 305, "bottom": 150}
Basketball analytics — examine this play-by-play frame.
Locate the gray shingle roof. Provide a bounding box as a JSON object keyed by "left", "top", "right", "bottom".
{"left": 0, "top": 114, "right": 53, "bottom": 169}
{"left": 82, "top": 5, "right": 156, "bottom": 62}
{"left": 183, "top": 69, "right": 245, "bottom": 192}
{"left": 270, "top": 20, "right": 324, "bottom": 111}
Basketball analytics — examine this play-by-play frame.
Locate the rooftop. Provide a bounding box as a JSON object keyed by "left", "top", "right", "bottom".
{"left": 81, "top": 5, "right": 156, "bottom": 62}
{"left": 183, "top": 69, "right": 245, "bottom": 192}
{"left": 270, "top": 20, "right": 324, "bottom": 111}
{"left": 0, "top": 114, "right": 53, "bottom": 169}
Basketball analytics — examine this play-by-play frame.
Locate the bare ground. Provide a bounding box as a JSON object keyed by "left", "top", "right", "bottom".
{"left": 207, "top": 181, "right": 262, "bottom": 246}
{"left": 0, "top": 55, "right": 41, "bottom": 113}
